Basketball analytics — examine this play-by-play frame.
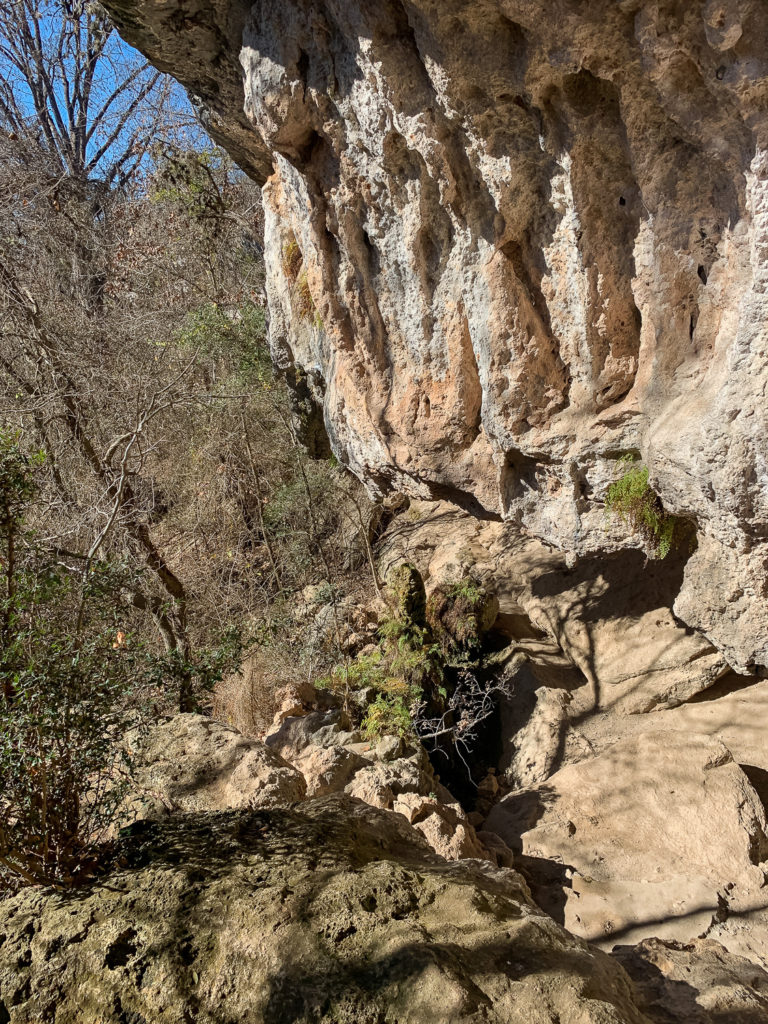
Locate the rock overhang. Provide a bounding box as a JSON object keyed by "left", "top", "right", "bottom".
{"left": 103, "top": 0, "right": 768, "bottom": 672}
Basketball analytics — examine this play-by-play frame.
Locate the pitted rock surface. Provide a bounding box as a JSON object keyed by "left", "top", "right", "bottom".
{"left": 0, "top": 796, "right": 657, "bottom": 1024}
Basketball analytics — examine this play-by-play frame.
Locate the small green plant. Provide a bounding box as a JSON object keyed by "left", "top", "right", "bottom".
{"left": 449, "top": 580, "right": 483, "bottom": 603}
{"left": 362, "top": 694, "right": 412, "bottom": 741}
{"left": 316, "top": 564, "right": 445, "bottom": 729}
{"left": 605, "top": 455, "right": 681, "bottom": 559}
{"left": 385, "top": 625, "right": 444, "bottom": 692}
{"left": 316, "top": 649, "right": 388, "bottom": 695}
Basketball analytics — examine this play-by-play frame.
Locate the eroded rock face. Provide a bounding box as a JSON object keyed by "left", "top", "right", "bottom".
{"left": 103, "top": 0, "right": 768, "bottom": 671}
{"left": 486, "top": 732, "right": 768, "bottom": 960}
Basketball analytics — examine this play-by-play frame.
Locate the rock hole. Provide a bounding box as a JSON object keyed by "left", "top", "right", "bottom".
{"left": 0, "top": 1001, "right": 8, "bottom": 1024}
{"left": 178, "top": 935, "right": 198, "bottom": 966}
{"left": 296, "top": 47, "right": 310, "bottom": 85}
{"left": 115, "top": 993, "right": 148, "bottom": 1024}
{"left": 618, "top": 196, "right": 626, "bottom": 206}
{"left": 697, "top": 265, "right": 708, "bottom": 285}
{"left": 689, "top": 314, "right": 696, "bottom": 340}
{"left": 105, "top": 928, "right": 138, "bottom": 970}
{"left": 361, "top": 225, "right": 381, "bottom": 277}
{"left": 360, "top": 894, "right": 378, "bottom": 912}
{"left": 295, "top": 127, "right": 323, "bottom": 164}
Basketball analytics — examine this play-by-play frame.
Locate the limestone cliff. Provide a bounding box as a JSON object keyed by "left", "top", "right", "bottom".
{"left": 103, "top": 0, "right": 768, "bottom": 671}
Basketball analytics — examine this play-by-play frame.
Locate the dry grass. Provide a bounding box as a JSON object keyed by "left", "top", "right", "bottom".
{"left": 213, "top": 646, "right": 294, "bottom": 737}
{"left": 280, "top": 235, "right": 317, "bottom": 322}
{"left": 295, "top": 271, "right": 315, "bottom": 320}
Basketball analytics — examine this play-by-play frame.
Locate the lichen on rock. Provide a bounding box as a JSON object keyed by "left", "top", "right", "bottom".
{"left": 0, "top": 796, "right": 658, "bottom": 1024}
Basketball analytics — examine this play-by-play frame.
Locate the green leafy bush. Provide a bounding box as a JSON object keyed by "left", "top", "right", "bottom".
{"left": 175, "top": 301, "right": 270, "bottom": 387}
{"left": 316, "top": 649, "right": 387, "bottom": 695}
{"left": 317, "top": 565, "right": 444, "bottom": 725}
{"left": 0, "top": 634, "right": 138, "bottom": 888}
{"left": 0, "top": 432, "right": 141, "bottom": 887}
{"left": 605, "top": 455, "right": 681, "bottom": 559}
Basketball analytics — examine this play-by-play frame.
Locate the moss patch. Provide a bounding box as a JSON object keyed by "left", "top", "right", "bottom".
{"left": 426, "top": 577, "right": 498, "bottom": 665}
{"left": 605, "top": 455, "right": 691, "bottom": 559}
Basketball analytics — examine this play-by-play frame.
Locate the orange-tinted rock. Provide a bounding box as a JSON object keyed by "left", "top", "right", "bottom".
{"left": 105, "top": 0, "right": 768, "bottom": 672}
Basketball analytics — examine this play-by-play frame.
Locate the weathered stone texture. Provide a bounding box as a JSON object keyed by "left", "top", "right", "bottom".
{"left": 0, "top": 797, "right": 655, "bottom": 1024}
{"left": 127, "top": 713, "right": 307, "bottom": 815}
{"left": 102, "top": 0, "right": 768, "bottom": 670}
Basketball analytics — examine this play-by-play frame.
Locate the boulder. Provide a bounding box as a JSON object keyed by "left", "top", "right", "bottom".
{"left": 375, "top": 734, "right": 409, "bottom": 762}
{"left": 498, "top": 671, "right": 574, "bottom": 789}
{"left": 393, "top": 793, "right": 489, "bottom": 861}
{"left": 293, "top": 744, "right": 371, "bottom": 798}
{"left": 477, "top": 831, "right": 517, "bottom": 870}
{"left": 613, "top": 937, "right": 768, "bottom": 1024}
{"left": 345, "top": 750, "right": 436, "bottom": 811}
{"left": 268, "top": 680, "right": 328, "bottom": 728}
{"left": 344, "top": 770, "right": 395, "bottom": 811}
{"left": 411, "top": 807, "right": 488, "bottom": 862}
{"left": 486, "top": 732, "right": 768, "bottom": 958}
{"left": 127, "top": 714, "right": 306, "bottom": 816}
{"left": 264, "top": 708, "right": 358, "bottom": 760}
{"left": 0, "top": 795, "right": 658, "bottom": 1024}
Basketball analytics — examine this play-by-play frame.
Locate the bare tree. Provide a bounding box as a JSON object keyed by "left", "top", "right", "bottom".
{"left": 0, "top": 0, "right": 182, "bottom": 188}
{"left": 414, "top": 657, "right": 523, "bottom": 784}
{"left": 0, "top": 4, "right": 375, "bottom": 719}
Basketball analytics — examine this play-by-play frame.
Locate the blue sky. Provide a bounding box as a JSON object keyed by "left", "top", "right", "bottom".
{"left": 0, "top": 0, "right": 208, "bottom": 185}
